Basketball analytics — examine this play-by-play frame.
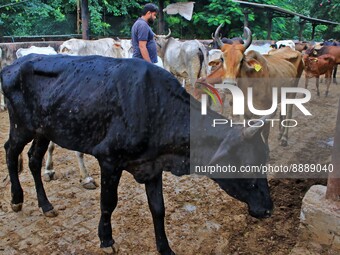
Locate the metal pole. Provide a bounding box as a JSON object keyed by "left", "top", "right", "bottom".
{"left": 81, "top": 0, "right": 90, "bottom": 40}
{"left": 326, "top": 99, "right": 340, "bottom": 201}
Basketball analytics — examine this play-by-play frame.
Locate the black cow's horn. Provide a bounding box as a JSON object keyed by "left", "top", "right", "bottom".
{"left": 243, "top": 112, "right": 276, "bottom": 139}
{"left": 243, "top": 124, "right": 262, "bottom": 139}
{"left": 214, "top": 23, "right": 224, "bottom": 48}
{"left": 243, "top": 27, "right": 252, "bottom": 50}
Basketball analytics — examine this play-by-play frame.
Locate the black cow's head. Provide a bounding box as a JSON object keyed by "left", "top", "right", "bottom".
{"left": 210, "top": 122, "right": 273, "bottom": 218}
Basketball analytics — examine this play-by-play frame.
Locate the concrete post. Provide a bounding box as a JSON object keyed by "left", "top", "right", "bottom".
{"left": 326, "top": 99, "right": 340, "bottom": 201}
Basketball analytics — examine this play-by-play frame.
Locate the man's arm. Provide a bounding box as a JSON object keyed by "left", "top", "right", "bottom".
{"left": 138, "top": 40, "right": 152, "bottom": 63}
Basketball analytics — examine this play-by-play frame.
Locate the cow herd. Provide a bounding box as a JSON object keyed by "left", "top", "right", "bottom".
{"left": 0, "top": 26, "right": 339, "bottom": 254}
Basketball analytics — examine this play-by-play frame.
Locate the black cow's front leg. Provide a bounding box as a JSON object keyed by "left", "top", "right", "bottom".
{"left": 98, "top": 159, "right": 122, "bottom": 254}
{"left": 5, "top": 139, "right": 26, "bottom": 212}
{"left": 28, "top": 138, "right": 57, "bottom": 217}
{"left": 145, "top": 173, "right": 175, "bottom": 255}
{"left": 4, "top": 126, "right": 34, "bottom": 212}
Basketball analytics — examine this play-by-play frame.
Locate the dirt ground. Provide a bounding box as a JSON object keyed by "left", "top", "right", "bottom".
{"left": 0, "top": 73, "right": 339, "bottom": 255}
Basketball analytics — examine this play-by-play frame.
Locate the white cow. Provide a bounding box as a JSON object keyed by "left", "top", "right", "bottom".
{"left": 155, "top": 32, "right": 208, "bottom": 88}
{"left": 275, "top": 40, "right": 296, "bottom": 50}
{"left": 246, "top": 43, "right": 273, "bottom": 54}
{"left": 15, "top": 46, "right": 98, "bottom": 189}
{"left": 16, "top": 45, "right": 57, "bottom": 58}
{"left": 119, "top": 39, "right": 133, "bottom": 58}
{"left": 59, "top": 38, "right": 124, "bottom": 58}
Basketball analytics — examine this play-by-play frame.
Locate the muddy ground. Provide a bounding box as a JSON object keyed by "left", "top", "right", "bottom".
{"left": 0, "top": 74, "right": 338, "bottom": 255}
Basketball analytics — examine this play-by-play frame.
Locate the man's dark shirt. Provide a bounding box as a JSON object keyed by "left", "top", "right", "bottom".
{"left": 131, "top": 18, "right": 158, "bottom": 63}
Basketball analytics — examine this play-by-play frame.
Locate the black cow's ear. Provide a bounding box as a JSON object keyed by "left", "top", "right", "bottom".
{"left": 243, "top": 112, "right": 276, "bottom": 140}
{"left": 208, "top": 137, "right": 234, "bottom": 166}
{"left": 242, "top": 125, "right": 262, "bottom": 140}
{"left": 208, "top": 144, "right": 230, "bottom": 166}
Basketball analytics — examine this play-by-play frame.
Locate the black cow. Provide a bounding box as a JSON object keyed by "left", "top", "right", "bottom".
{"left": 1, "top": 54, "right": 273, "bottom": 255}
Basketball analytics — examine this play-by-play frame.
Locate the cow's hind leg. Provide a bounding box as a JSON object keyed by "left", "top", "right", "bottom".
{"left": 333, "top": 65, "right": 337, "bottom": 85}
{"left": 28, "top": 138, "right": 58, "bottom": 217}
{"left": 76, "top": 151, "right": 98, "bottom": 189}
{"left": 279, "top": 95, "right": 295, "bottom": 147}
{"left": 97, "top": 159, "right": 121, "bottom": 254}
{"left": 43, "top": 142, "right": 57, "bottom": 181}
{"left": 325, "top": 70, "right": 332, "bottom": 97}
{"left": 145, "top": 173, "right": 175, "bottom": 255}
{"left": 316, "top": 77, "right": 320, "bottom": 96}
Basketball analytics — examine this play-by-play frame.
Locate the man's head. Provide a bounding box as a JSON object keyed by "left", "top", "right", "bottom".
{"left": 141, "top": 3, "right": 158, "bottom": 25}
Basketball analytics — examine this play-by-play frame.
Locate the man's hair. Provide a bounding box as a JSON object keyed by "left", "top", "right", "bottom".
{"left": 141, "top": 3, "right": 159, "bottom": 15}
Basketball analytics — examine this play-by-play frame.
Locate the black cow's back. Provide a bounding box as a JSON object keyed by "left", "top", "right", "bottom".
{"left": 1, "top": 54, "right": 190, "bottom": 157}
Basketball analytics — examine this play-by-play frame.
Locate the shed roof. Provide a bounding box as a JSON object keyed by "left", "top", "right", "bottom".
{"left": 233, "top": 0, "right": 340, "bottom": 26}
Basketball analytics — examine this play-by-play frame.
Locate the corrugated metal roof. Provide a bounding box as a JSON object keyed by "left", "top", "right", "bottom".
{"left": 233, "top": 0, "right": 340, "bottom": 26}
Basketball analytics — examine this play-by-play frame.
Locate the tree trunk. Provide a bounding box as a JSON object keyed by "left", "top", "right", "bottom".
{"left": 81, "top": 0, "right": 90, "bottom": 39}
{"left": 157, "top": 0, "right": 165, "bottom": 34}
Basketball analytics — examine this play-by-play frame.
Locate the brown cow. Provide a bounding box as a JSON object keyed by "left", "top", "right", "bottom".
{"left": 305, "top": 45, "right": 340, "bottom": 84}
{"left": 268, "top": 47, "right": 304, "bottom": 79}
{"left": 303, "top": 54, "right": 336, "bottom": 96}
{"left": 196, "top": 24, "right": 304, "bottom": 147}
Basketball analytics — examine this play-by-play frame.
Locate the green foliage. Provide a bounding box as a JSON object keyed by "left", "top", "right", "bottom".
{"left": 0, "top": 0, "right": 338, "bottom": 40}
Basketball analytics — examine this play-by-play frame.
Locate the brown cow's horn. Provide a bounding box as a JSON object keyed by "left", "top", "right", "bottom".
{"left": 165, "top": 28, "right": 171, "bottom": 39}
{"left": 214, "top": 23, "right": 224, "bottom": 48}
{"left": 243, "top": 27, "right": 252, "bottom": 50}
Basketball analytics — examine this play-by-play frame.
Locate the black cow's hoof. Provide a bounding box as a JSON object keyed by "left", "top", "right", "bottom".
{"left": 43, "top": 208, "right": 58, "bottom": 217}
{"left": 101, "top": 243, "right": 119, "bottom": 254}
{"left": 11, "top": 203, "right": 23, "bottom": 212}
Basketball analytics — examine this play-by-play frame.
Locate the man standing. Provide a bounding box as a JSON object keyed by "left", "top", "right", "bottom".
{"left": 131, "top": 3, "right": 159, "bottom": 64}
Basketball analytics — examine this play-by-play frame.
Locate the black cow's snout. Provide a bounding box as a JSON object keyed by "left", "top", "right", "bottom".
{"left": 249, "top": 206, "right": 273, "bottom": 219}
{"left": 249, "top": 208, "right": 273, "bottom": 219}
